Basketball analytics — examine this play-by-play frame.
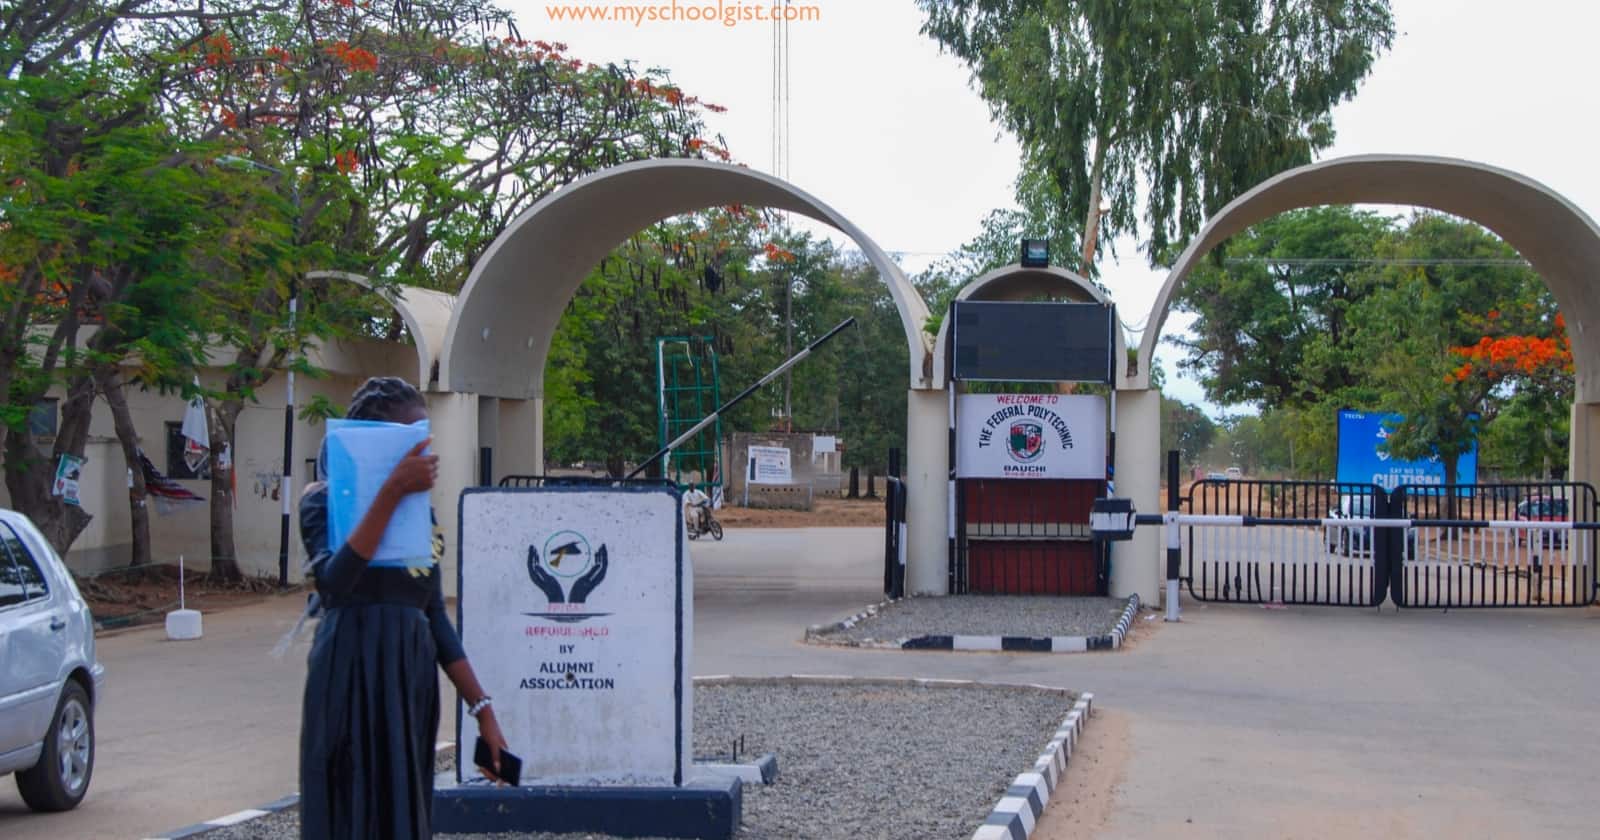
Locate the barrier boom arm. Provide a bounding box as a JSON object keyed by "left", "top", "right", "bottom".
{"left": 628, "top": 317, "right": 857, "bottom": 480}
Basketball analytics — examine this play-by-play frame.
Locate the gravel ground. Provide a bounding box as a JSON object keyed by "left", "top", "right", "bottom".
{"left": 812, "top": 595, "right": 1133, "bottom": 645}
{"left": 199, "top": 679, "right": 1075, "bottom": 840}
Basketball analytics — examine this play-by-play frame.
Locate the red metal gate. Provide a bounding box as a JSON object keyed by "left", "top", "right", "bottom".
{"left": 953, "top": 478, "right": 1103, "bottom": 595}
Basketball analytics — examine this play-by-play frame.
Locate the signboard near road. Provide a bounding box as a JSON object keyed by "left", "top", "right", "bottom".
{"left": 956, "top": 394, "right": 1107, "bottom": 479}
{"left": 457, "top": 486, "right": 689, "bottom": 787}
{"left": 747, "top": 445, "right": 793, "bottom": 484}
{"left": 1335, "top": 409, "right": 1478, "bottom": 492}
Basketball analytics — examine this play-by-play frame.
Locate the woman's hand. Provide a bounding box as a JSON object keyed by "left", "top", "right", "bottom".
{"left": 382, "top": 439, "right": 438, "bottom": 499}
{"left": 476, "top": 708, "right": 510, "bottom": 785}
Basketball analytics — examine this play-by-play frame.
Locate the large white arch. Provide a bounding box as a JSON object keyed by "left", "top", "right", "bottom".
{"left": 440, "top": 159, "right": 934, "bottom": 397}
{"left": 1130, "top": 153, "right": 1600, "bottom": 497}
{"left": 1135, "top": 155, "right": 1600, "bottom": 400}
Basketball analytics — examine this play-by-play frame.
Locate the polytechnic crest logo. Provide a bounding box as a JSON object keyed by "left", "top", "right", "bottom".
{"left": 1007, "top": 421, "right": 1045, "bottom": 463}
{"left": 525, "top": 530, "right": 610, "bottom": 622}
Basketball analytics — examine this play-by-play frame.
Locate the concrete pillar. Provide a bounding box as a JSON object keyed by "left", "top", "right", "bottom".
{"left": 427, "top": 391, "right": 479, "bottom": 598}
{"left": 905, "top": 388, "right": 949, "bottom": 596}
{"left": 1112, "top": 388, "right": 1162, "bottom": 604}
{"left": 1570, "top": 401, "right": 1600, "bottom": 489}
{"left": 497, "top": 398, "right": 542, "bottom": 478}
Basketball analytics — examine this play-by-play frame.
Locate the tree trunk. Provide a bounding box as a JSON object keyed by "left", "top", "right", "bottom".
{"left": 208, "top": 400, "right": 243, "bottom": 582}
{"left": 1079, "top": 137, "right": 1109, "bottom": 271}
{"left": 3, "top": 377, "right": 95, "bottom": 554}
{"left": 95, "top": 367, "right": 150, "bottom": 569}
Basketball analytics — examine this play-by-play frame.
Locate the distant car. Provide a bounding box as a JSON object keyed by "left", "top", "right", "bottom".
{"left": 1515, "top": 495, "right": 1570, "bottom": 548}
{"left": 0, "top": 509, "right": 104, "bottom": 812}
{"left": 1225, "top": 467, "right": 1243, "bottom": 479}
{"left": 1325, "top": 494, "right": 1415, "bottom": 559}
{"left": 1205, "top": 472, "right": 1226, "bottom": 481}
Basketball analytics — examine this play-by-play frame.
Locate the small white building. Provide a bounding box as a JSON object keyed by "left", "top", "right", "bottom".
{"left": 1, "top": 280, "right": 486, "bottom": 583}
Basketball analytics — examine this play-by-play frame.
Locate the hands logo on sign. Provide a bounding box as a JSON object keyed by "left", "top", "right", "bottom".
{"left": 524, "top": 530, "right": 611, "bottom": 623}
{"left": 1008, "top": 422, "right": 1045, "bottom": 463}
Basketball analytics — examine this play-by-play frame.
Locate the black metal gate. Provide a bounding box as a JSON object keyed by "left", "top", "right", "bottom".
{"left": 1183, "top": 479, "right": 1389, "bottom": 606}
{"left": 1391, "top": 482, "right": 1597, "bottom": 608}
{"left": 1179, "top": 479, "right": 1599, "bottom": 609}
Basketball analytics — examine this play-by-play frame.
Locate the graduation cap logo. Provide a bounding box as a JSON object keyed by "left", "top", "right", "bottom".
{"left": 526, "top": 530, "right": 610, "bottom": 621}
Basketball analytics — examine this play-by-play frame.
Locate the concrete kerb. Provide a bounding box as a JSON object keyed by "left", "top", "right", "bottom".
{"left": 139, "top": 794, "right": 302, "bottom": 840}
{"left": 972, "top": 694, "right": 1095, "bottom": 840}
{"left": 805, "top": 594, "right": 1142, "bottom": 654}
{"left": 139, "top": 742, "right": 454, "bottom": 840}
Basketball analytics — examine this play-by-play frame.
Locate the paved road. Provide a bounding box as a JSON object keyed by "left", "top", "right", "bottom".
{"left": 4, "top": 525, "right": 1598, "bottom": 839}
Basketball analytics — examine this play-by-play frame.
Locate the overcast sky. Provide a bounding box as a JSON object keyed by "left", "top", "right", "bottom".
{"left": 505, "top": 0, "right": 1600, "bottom": 412}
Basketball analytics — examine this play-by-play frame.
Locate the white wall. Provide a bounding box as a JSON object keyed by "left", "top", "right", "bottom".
{"left": 2, "top": 337, "right": 418, "bottom": 579}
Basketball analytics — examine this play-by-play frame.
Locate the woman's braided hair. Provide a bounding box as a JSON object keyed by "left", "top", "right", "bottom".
{"left": 345, "top": 376, "right": 425, "bottom": 423}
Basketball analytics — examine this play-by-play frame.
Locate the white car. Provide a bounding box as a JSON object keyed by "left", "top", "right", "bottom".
{"left": 1325, "top": 495, "right": 1415, "bottom": 559}
{"left": 0, "top": 509, "right": 104, "bottom": 811}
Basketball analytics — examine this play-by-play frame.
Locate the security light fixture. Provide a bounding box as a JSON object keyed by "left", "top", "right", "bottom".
{"left": 1020, "top": 238, "right": 1050, "bottom": 268}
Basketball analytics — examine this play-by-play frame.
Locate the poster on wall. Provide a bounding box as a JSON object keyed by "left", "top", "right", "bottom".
{"left": 956, "top": 394, "right": 1107, "bottom": 479}
{"left": 1335, "top": 409, "right": 1477, "bottom": 492}
{"left": 457, "top": 486, "right": 689, "bottom": 787}
{"left": 747, "top": 445, "right": 793, "bottom": 484}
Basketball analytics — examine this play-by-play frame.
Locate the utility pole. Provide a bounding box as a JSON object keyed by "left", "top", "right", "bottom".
{"left": 220, "top": 156, "right": 299, "bottom": 588}
{"left": 783, "top": 274, "right": 793, "bottom": 432}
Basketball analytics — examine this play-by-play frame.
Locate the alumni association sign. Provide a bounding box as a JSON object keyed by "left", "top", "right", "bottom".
{"left": 956, "top": 394, "right": 1107, "bottom": 479}
{"left": 457, "top": 485, "right": 689, "bottom": 787}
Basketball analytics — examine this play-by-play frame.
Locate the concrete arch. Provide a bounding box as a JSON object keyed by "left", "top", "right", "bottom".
{"left": 305, "top": 270, "right": 456, "bottom": 389}
{"left": 440, "top": 159, "right": 934, "bottom": 399}
{"left": 930, "top": 264, "right": 1125, "bottom": 388}
{"left": 1135, "top": 155, "right": 1600, "bottom": 403}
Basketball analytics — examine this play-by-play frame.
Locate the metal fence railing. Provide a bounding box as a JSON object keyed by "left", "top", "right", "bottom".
{"left": 1169, "top": 480, "right": 1599, "bottom": 610}
{"left": 1184, "top": 480, "right": 1389, "bottom": 606}
{"left": 1391, "top": 483, "right": 1597, "bottom": 608}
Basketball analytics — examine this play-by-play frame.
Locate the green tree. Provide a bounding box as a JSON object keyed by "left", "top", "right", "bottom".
{"left": 1170, "top": 207, "right": 1396, "bottom": 407}
{"left": 0, "top": 43, "right": 225, "bottom": 555}
{"left": 918, "top": 0, "right": 1394, "bottom": 267}
{"left": 1160, "top": 396, "right": 1215, "bottom": 471}
{"left": 1356, "top": 214, "right": 1555, "bottom": 498}
{"left": 160, "top": 2, "right": 720, "bottom": 575}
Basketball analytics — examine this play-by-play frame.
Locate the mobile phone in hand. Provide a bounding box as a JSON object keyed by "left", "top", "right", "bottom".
{"left": 474, "top": 736, "right": 522, "bottom": 787}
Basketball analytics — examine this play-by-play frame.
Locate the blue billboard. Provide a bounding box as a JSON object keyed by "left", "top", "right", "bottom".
{"left": 1335, "top": 409, "right": 1477, "bottom": 492}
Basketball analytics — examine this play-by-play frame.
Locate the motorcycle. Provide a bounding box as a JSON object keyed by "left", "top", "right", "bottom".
{"left": 686, "top": 502, "right": 723, "bottom": 541}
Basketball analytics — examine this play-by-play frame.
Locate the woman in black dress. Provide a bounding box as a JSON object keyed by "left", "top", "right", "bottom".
{"left": 298, "top": 377, "right": 507, "bottom": 839}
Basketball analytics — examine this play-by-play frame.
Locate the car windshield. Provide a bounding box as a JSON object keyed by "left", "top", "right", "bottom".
{"left": 1344, "top": 496, "right": 1370, "bottom": 517}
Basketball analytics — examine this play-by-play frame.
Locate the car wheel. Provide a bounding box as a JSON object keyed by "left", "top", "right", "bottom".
{"left": 16, "top": 680, "right": 94, "bottom": 812}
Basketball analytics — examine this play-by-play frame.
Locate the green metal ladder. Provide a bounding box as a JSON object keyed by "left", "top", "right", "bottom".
{"left": 655, "top": 336, "right": 722, "bottom": 494}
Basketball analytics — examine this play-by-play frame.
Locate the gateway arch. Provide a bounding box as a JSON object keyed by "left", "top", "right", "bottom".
{"left": 430, "top": 159, "right": 952, "bottom": 595}
{"left": 1111, "top": 155, "right": 1600, "bottom": 601}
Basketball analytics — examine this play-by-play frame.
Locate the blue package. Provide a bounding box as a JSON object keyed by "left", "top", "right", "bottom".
{"left": 323, "top": 418, "right": 433, "bottom": 569}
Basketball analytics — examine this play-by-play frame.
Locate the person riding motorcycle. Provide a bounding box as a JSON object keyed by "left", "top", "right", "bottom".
{"left": 683, "top": 485, "right": 710, "bottom": 533}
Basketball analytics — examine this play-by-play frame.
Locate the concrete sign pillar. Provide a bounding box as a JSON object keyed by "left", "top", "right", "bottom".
{"left": 427, "top": 391, "right": 479, "bottom": 598}
{"left": 1111, "top": 388, "right": 1162, "bottom": 604}
{"left": 905, "top": 388, "right": 950, "bottom": 595}
{"left": 436, "top": 485, "right": 738, "bottom": 837}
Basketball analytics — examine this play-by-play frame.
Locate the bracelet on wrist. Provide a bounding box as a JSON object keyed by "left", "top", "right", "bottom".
{"left": 467, "top": 696, "right": 493, "bottom": 718}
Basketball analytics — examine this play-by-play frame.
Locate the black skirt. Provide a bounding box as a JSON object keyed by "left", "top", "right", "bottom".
{"left": 300, "top": 603, "right": 439, "bottom": 840}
